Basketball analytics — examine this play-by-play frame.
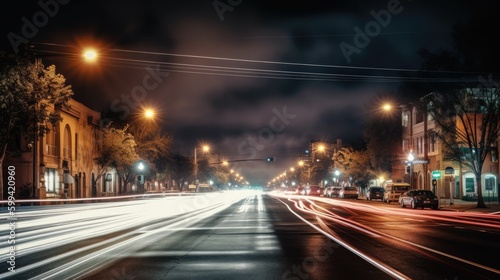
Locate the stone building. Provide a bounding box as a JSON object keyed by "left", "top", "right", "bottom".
{"left": 4, "top": 98, "right": 120, "bottom": 199}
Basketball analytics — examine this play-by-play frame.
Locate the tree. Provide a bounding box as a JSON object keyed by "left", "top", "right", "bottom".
{"left": 0, "top": 54, "right": 73, "bottom": 198}
{"left": 165, "top": 153, "right": 193, "bottom": 192}
{"left": 333, "top": 147, "right": 374, "bottom": 189}
{"left": 93, "top": 124, "right": 139, "bottom": 194}
{"left": 197, "top": 158, "right": 216, "bottom": 184}
{"left": 128, "top": 118, "right": 172, "bottom": 173}
{"left": 422, "top": 84, "right": 500, "bottom": 208}
{"left": 363, "top": 93, "right": 403, "bottom": 175}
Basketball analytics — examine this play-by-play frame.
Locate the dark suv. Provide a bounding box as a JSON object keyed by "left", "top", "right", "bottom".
{"left": 366, "top": 186, "right": 384, "bottom": 201}
{"left": 399, "top": 190, "right": 439, "bottom": 210}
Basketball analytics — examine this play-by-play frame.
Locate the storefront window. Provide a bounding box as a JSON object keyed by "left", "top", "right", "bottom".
{"left": 44, "top": 168, "right": 59, "bottom": 193}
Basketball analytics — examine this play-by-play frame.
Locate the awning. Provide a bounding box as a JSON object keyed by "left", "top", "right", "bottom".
{"left": 63, "top": 173, "right": 75, "bottom": 184}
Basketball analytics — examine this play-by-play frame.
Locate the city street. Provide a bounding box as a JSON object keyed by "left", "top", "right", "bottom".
{"left": 1, "top": 192, "right": 499, "bottom": 279}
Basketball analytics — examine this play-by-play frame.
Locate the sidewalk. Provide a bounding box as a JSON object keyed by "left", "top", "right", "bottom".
{"left": 439, "top": 198, "right": 500, "bottom": 213}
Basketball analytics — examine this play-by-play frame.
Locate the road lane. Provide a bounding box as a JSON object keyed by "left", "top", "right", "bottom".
{"left": 83, "top": 193, "right": 391, "bottom": 280}
{"left": 273, "top": 194, "right": 500, "bottom": 280}
{"left": 4, "top": 192, "right": 498, "bottom": 279}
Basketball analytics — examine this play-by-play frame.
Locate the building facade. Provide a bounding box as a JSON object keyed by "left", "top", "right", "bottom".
{"left": 4, "top": 98, "right": 120, "bottom": 199}
{"left": 397, "top": 93, "right": 499, "bottom": 200}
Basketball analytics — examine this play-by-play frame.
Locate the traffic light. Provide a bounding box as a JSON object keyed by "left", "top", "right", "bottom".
{"left": 266, "top": 157, "right": 276, "bottom": 162}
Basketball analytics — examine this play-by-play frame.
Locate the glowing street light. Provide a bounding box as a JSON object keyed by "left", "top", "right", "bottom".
{"left": 83, "top": 48, "right": 98, "bottom": 63}
{"left": 382, "top": 103, "right": 393, "bottom": 112}
{"left": 144, "top": 109, "right": 155, "bottom": 119}
{"left": 138, "top": 162, "right": 145, "bottom": 171}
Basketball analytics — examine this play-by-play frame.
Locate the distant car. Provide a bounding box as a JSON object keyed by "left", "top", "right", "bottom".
{"left": 330, "top": 187, "right": 343, "bottom": 198}
{"left": 339, "top": 186, "right": 358, "bottom": 199}
{"left": 399, "top": 190, "right": 439, "bottom": 210}
{"left": 323, "top": 186, "right": 334, "bottom": 197}
{"left": 307, "top": 185, "right": 322, "bottom": 196}
{"left": 366, "top": 186, "right": 384, "bottom": 201}
{"left": 297, "top": 186, "right": 308, "bottom": 195}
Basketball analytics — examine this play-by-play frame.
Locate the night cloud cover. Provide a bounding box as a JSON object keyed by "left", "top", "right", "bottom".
{"left": 1, "top": 0, "right": 494, "bottom": 185}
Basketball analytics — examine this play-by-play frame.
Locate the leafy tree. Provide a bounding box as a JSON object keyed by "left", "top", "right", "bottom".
{"left": 333, "top": 147, "right": 374, "bottom": 189}
{"left": 93, "top": 124, "right": 139, "bottom": 194}
{"left": 197, "top": 158, "right": 217, "bottom": 184}
{"left": 0, "top": 54, "right": 73, "bottom": 198}
{"left": 128, "top": 118, "right": 172, "bottom": 174}
{"left": 311, "top": 157, "right": 332, "bottom": 186}
{"left": 296, "top": 158, "right": 330, "bottom": 186}
{"left": 165, "top": 153, "right": 193, "bottom": 192}
{"left": 422, "top": 84, "right": 500, "bottom": 208}
{"left": 363, "top": 93, "right": 402, "bottom": 175}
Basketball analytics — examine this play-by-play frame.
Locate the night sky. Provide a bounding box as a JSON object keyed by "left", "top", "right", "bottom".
{"left": 0, "top": 0, "right": 494, "bottom": 185}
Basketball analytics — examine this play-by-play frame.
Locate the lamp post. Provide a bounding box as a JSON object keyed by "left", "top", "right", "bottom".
{"left": 334, "top": 169, "right": 340, "bottom": 186}
{"left": 137, "top": 161, "right": 145, "bottom": 193}
{"left": 408, "top": 151, "right": 414, "bottom": 189}
{"left": 194, "top": 144, "right": 210, "bottom": 186}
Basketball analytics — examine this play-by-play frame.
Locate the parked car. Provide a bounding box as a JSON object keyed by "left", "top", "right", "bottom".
{"left": 339, "top": 186, "right": 358, "bottom": 199}
{"left": 307, "top": 185, "right": 322, "bottom": 196}
{"left": 382, "top": 181, "right": 410, "bottom": 204}
{"left": 330, "top": 187, "right": 343, "bottom": 198}
{"left": 366, "top": 186, "right": 384, "bottom": 201}
{"left": 323, "top": 186, "right": 342, "bottom": 197}
{"left": 323, "top": 186, "right": 334, "bottom": 197}
{"left": 399, "top": 190, "right": 439, "bottom": 210}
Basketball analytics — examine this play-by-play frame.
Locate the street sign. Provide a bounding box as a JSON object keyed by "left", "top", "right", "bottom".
{"left": 412, "top": 160, "right": 429, "bottom": 164}
{"left": 432, "top": 170, "right": 442, "bottom": 179}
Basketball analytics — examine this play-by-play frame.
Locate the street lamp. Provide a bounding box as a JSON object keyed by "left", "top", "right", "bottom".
{"left": 408, "top": 151, "right": 414, "bottom": 189}
{"left": 334, "top": 169, "right": 340, "bottom": 186}
{"left": 83, "top": 48, "right": 98, "bottom": 63}
{"left": 194, "top": 144, "right": 210, "bottom": 185}
{"left": 144, "top": 108, "right": 155, "bottom": 119}
{"left": 382, "top": 103, "right": 393, "bottom": 112}
{"left": 136, "top": 161, "right": 146, "bottom": 193}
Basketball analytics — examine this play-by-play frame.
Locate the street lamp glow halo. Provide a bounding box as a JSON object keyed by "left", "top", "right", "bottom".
{"left": 138, "top": 162, "right": 145, "bottom": 171}
{"left": 144, "top": 109, "right": 155, "bottom": 119}
{"left": 83, "top": 48, "right": 98, "bottom": 63}
{"left": 382, "top": 103, "right": 392, "bottom": 111}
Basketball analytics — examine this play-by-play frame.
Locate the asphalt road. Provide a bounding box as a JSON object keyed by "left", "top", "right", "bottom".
{"left": 1, "top": 192, "right": 499, "bottom": 280}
